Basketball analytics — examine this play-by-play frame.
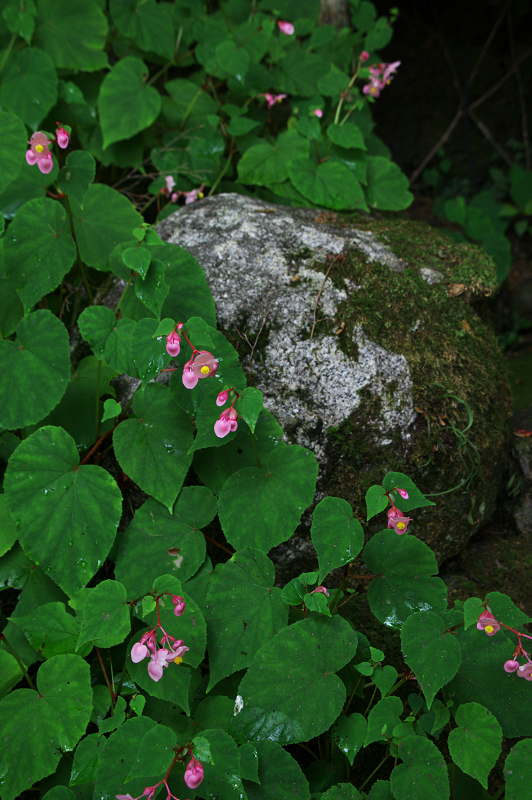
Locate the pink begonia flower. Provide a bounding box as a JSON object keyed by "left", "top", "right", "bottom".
{"left": 388, "top": 516, "right": 412, "bottom": 535}
{"left": 216, "top": 389, "right": 229, "bottom": 406}
{"left": 166, "top": 330, "right": 181, "bottom": 357}
{"left": 260, "top": 93, "right": 288, "bottom": 108}
{"left": 360, "top": 50, "right": 370, "bottom": 62}
{"left": 313, "top": 109, "right": 323, "bottom": 118}
{"left": 184, "top": 757, "right": 204, "bottom": 789}
{"left": 477, "top": 610, "right": 501, "bottom": 636}
{"left": 56, "top": 127, "right": 69, "bottom": 149}
{"left": 363, "top": 60, "right": 401, "bottom": 98}
{"left": 504, "top": 659, "right": 520, "bottom": 673}
{"left": 131, "top": 642, "right": 149, "bottom": 663}
{"left": 164, "top": 175, "right": 175, "bottom": 195}
{"left": 215, "top": 407, "right": 238, "bottom": 438}
{"left": 387, "top": 506, "right": 403, "bottom": 521}
{"left": 147, "top": 648, "right": 173, "bottom": 681}
{"left": 311, "top": 586, "right": 329, "bottom": 597}
{"left": 182, "top": 350, "right": 218, "bottom": 389}
{"left": 394, "top": 488, "right": 409, "bottom": 499}
{"left": 278, "top": 20, "right": 294, "bottom": 35}
{"left": 184, "top": 183, "right": 205, "bottom": 204}
{"left": 172, "top": 595, "right": 186, "bottom": 617}
{"left": 26, "top": 131, "right": 54, "bottom": 174}
{"left": 517, "top": 663, "right": 532, "bottom": 680}
{"left": 116, "top": 795, "right": 136, "bottom": 800}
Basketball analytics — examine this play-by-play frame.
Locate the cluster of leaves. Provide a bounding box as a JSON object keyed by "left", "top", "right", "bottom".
{"left": 0, "top": 0, "right": 412, "bottom": 218}
{"left": 423, "top": 147, "right": 532, "bottom": 284}
{"left": 1, "top": 1, "right": 531, "bottom": 799}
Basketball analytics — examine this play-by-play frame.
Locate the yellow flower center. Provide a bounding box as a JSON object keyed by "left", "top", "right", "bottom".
{"left": 198, "top": 192, "right": 204, "bottom": 198}
{"left": 200, "top": 365, "right": 210, "bottom": 375}
{"left": 35, "top": 144, "right": 44, "bottom": 153}
{"left": 396, "top": 521, "right": 406, "bottom": 530}
{"left": 174, "top": 656, "right": 183, "bottom": 665}
{"left": 485, "top": 625, "right": 494, "bottom": 633}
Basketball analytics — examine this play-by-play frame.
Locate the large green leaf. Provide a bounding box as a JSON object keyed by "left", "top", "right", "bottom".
{"left": 114, "top": 487, "right": 213, "bottom": 595}
{"left": 391, "top": 737, "right": 449, "bottom": 800}
{"left": 78, "top": 306, "right": 137, "bottom": 375}
{"left": 232, "top": 615, "right": 357, "bottom": 744}
{"left": 364, "top": 156, "right": 413, "bottom": 211}
{"left": 0, "top": 112, "right": 27, "bottom": 195}
{"left": 130, "top": 316, "right": 171, "bottom": 385}
{"left": 311, "top": 496, "right": 364, "bottom": 582}
{"left": 447, "top": 702, "right": 502, "bottom": 789}
{"left": 238, "top": 135, "right": 309, "bottom": 186}
{"left": 331, "top": 713, "right": 367, "bottom": 766}
{"left": 163, "top": 78, "right": 218, "bottom": 128}
{"left": 0, "top": 310, "right": 70, "bottom": 429}
{"left": 70, "top": 183, "right": 142, "bottom": 268}
{"left": 326, "top": 123, "right": 366, "bottom": 150}
{"left": 218, "top": 445, "right": 318, "bottom": 551}
{"left": 381, "top": 473, "right": 435, "bottom": 513}
{"left": 113, "top": 383, "right": 194, "bottom": 511}
{"left": 36, "top": 356, "right": 118, "bottom": 451}
{"left": 34, "top": 0, "right": 108, "bottom": 71}
{"left": 363, "top": 531, "right": 447, "bottom": 629}
{"left": 179, "top": 728, "right": 247, "bottom": 800}
{"left": 205, "top": 547, "right": 288, "bottom": 690}
{"left": 4, "top": 426, "right": 122, "bottom": 596}
{"left": 57, "top": 150, "right": 96, "bottom": 206}
{"left": 156, "top": 244, "right": 217, "bottom": 327}
{"left": 0, "top": 655, "right": 92, "bottom": 800}
{"left": 365, "top": 696, "right": 403, "bottom": 746}
{"left": 4, "top": 197, "right": 76, "bottom": 311}
{"left": 0, "top": 48, "right": 57, "bottom": 129}
{"left": 401, "top": 610, "right": 462, "bottom": 709}
{"left": 504, "top": 739, "right": 532, "bottom": 800}
{"left": 110, "top": 0, "right": 175, "bottom": 60}
{"left": 443, "top": 626, "right": 532, "bottom": 737}
{"left": 193, "top": 409, "right": 285, "bottom": 494}
{"left": 0, "top": 496, "right": 17, "bottom": 557}
{"left": 9, "top": 601, "right": 90, "bottom": 659}
{"left": 243, "top": 740, "right": 310, "bottom": 800}
{"left": 0, "top": 272, "right": 23, "bottom": 338}
{"left": 77, "top": 580, "right": 130, "bottom": 649}
{"left": 288, "top": 158, "right": 368, "bottom": 211}
{"left": 99, "top": 58, "right": 161, "bottom": 149}
{"left": 93, "top": 717, "right": 162, "bottom": 800}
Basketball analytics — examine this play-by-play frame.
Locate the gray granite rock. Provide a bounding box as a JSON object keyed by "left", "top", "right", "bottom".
{"left": 158, "top": 193, "right": 511, "bottom": 576}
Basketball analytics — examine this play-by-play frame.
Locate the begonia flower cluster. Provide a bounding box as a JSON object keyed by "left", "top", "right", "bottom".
{"left": 385, "top": 487, "right": 412, "bottom": 535}
{"left": 130, "top": 593, "right": 189, "bottom": 682}
{"left": 25, "top": 123, "right": 70, "bottom": 174}
{"left": 363, "top": 61, "right": 401, "bottom": 98}
{"left": 476, "top": 606, "right": 532, "bottom": 681}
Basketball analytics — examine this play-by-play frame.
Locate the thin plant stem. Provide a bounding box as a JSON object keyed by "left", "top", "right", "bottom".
{"left": 0, "top": 32, "right": 16, "bottom": 74}
{"left": 147, "top": 60, "right": 172, "bottom": 87}
{"left": 115, "top": 271, "right": 134, "bottom": 314}
{"left": 203, "top": 533, "right": 234, "bottom": 555}
{"left": 358, "top": 753, "right": 389, "bottom": 793}
{"left": 344, "top": 675, "right": 363, "bottom": 714}
{"left": 364, "top": 684, "right": 378, "bottom": 717}
{"left": 385, "top": 676, "right": 407, "bottom": 696}
{"left": 297, "top": 742, "right": 319, "bottom": 761}
{"left": 249, "top": 429, "right": 262, "bottom": 469}
{"left": 310, "top": 254, "right": 340, "bottom": 339}
{"left": 0, "top": 633, "right": 37, "bottom": 691}
{"left": 95, "top": 647, "right": 116, "bottom": 705}
{"left": 95, "top": 359, "right": 102, "bottom": 443}
{"left": 207, "top": 140, "right": 236, "bottom": 197}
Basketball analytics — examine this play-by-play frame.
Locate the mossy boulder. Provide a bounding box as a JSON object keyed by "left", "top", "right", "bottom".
{"left": 158, "top": 193, "right": 511, "bottom": 571}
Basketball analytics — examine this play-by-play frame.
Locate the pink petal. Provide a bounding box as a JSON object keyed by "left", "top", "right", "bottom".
{"left": 26, "top": 149, "right": 38, "bottom": 166}
{"left": 37, "top": 154, "right": 54, "bottom": 174}
{"left": 215, "top": 418, "right": 232, "bottom": 438}
{"left": 182, "top": 366, "right": 199, "bottom": 389}
{"left": 131, "top": 642, "right": 148, "bottom": 663}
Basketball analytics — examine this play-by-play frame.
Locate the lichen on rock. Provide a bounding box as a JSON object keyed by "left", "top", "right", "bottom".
{"left": 157, "top": 193, "right": 511, "bottom": 571}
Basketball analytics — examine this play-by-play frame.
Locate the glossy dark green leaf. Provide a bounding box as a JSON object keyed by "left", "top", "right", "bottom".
{"left": 326, "top": 123, "right": 366, "bottom": 150}
{"left": 0, "top": 48, "right": 57, "bottom": 129}
{"left": 115, "top": 489, "right": 210, "bottom": 596}
{"left": 130, "top": 317, "right": 170, "bottom": 385}
{"left": 113, "top": 383, "right": 194, "bottom": 511}
{"left": 4, "top": 197, "right": 76, "bottom": 311}
{"left": 93, "top": 717, "right": 161, "bottom": 800}
{"left": 447, "top": 702, "right": 502, "bottom": 789}
{"left": 321, "top": 784, "right": 363, "bottom": 800}
{"left": 363, "top": 530, "right": 447, "bottom": 629}
{"left": 232, "top": 615, "right": 357, "bottom": 744}
{"left": 391, "top": 736, "right": 449, "bottom": 800}
{"left": 78, "top": 306, "right": 137, "bottom": 375}
{"left": 281, "top": 571, "right": 319, "bottom": 606}
{"left": 134, "top": 257, "right": 168, "bottom": 318}
{"left": 0, "top": 112, "right": 27, "bottom": 194}
{"left": 243, "top": 740, "right": 310, "bottom": 800}
{"left": 122, "top": 244, "right": 152, "bottom": 278}
{"left": 126, "top": 724, "right": 177, "bottom": 782}
{"left": 0, "top": 655, "right": 92, "bottom": 800}
{"left": 70, "top": 733, "right": 104, "bottom": 786}
{"left": 77, "top": 580, "right": 130, "bottom": 648}
{"left": 331, "top": 713, "right": 366, "bottom": 766}
{"left": 70, "top": 183, "right": 142, "bottom": 268}
{"left": 0, "top": 310, "right": 70, "bottom": 429}
{"left": 365, "top": 696, "right": 403, "bottom": 746}
{"left": 155, "top": 244, "right": 217, "bottom": 328}
{"left": 100, "top": 58, "right": 161, "bottom": 149}
{"left": 34, "top": 0, "right": 108, "bottom": 71}
{"left": 4, "top": 425, "right": 122, "bottom": 596}
{"left": 381, "top": 473, "right": 435, "bottom": 513}
{"left": 0, "top": 272, "right": 23, "bottom": 338}
{"left": 0, "top": 495, "right": 17, "bottom": 557}
{"left": 233, "top": 387, "right": 263, "bottom": 433}
{"left": 205, "top": 547, "right": 288, "bottom": 690}
{"left": 110, "top": 0, "right": 175, "bottom": 60}
{"left": 218, "top": 445, "right": 318, "bottom": 551}
{"left": 9, "top": 601, "right": 90, "bottom": 659}
{"left": 401, "top": 611, "right": 462, "bottom": 709}
{"left": 364, "top": 156, "right": 413, "bottom": 211}
{"left": 57, "top": 150, "right": 96, "bottom": 206}
{"left": 311, "top": 496, "right": 364, "bottom": 581}
{"left": 288, "top": 158, "right": 368, "bottom": 211}
{"left": 505, "top": 738, "right": 532, "bottom": 800}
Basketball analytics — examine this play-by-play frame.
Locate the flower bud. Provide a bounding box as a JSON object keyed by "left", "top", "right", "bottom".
{"left": 56, "top": 126, "right": 69, "bottom": 149}
{"left": 172, "top": 595, "right": 186, "bottom": 617}
{"left": 216, "top": 390, "right": 229, "bottom": 406}
{"left": 278, "top": 20, "right": 294, "bottom": 35}
{"left": 311, "top": 586, "right": 329, "bottom": 597}
{"left": 504, "top": 659, "right": 520, "bottom": 673}
{"left": 360, "top": 50, "right": 370, "bottom": 62}
{"left": 166, "top": 330, "right": 181, "bottom": 357}
{"left": 184, "top": 757, "right": 204, "bottom": 789}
